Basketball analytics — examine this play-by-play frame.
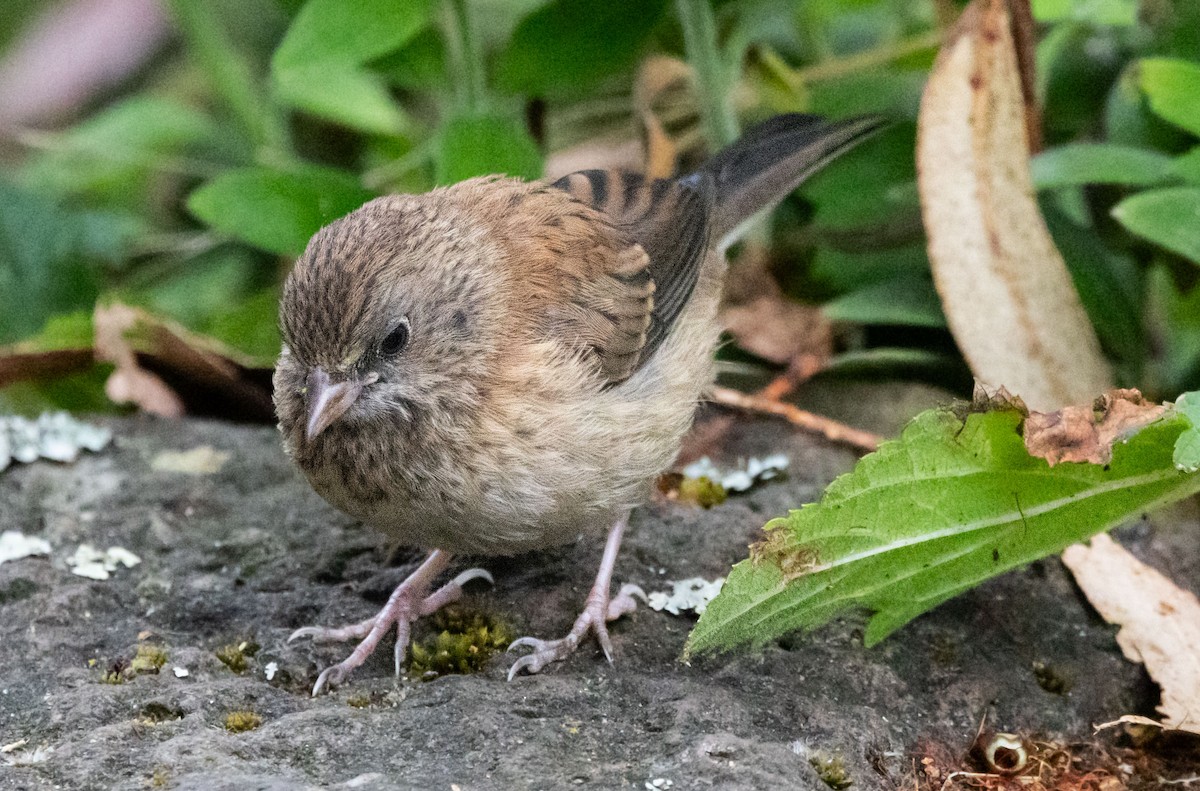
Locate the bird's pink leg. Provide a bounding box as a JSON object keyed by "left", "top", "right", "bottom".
{"left": 507, "top": 513, "right": 646, "bottom": 680}
{"left": 288, "top": 550, "right": 492, "bottom": 695}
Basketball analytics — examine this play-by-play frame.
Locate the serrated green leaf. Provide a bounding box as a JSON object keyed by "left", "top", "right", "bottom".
{"left": 434, "top": 113, "right": 542, "bottom": 184}
{"left": 1139, "top": 57, "right": 1200, "bottom": 138}
{"left": 686, "top": 403, "right": 1200, "bottom": 656}
{"left": 821, "top": 277, "right": 945, "bottom": 328}
{"left": 1031, "top": 143, "right": 1176, "bottom": 189}
{"left": 1112, "top": 187, "right": 1200, "bottom": 266}
{"left": 495, "top": 0, "right": 667, "bottom": 97}
{"left": 1173, "top": 392, "right": 1200, "bottom": 472}
{"left": 187, "top": 165, "right": 374, "bottom": 256}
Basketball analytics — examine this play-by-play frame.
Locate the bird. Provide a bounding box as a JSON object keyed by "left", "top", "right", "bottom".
{"left": 273, "top": 113, "right": 884, "bottom": 695}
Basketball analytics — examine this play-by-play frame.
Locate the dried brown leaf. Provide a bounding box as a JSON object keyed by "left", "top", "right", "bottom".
{"left": 93, "top": 303, "right": 274, "bottom": 421}
{"left": 1062, "top": 535, "right": 1200, "bottom": 736}
{"left": 719, "top": 245, "right": 833, "bottom": 366}
{"left": 916, "top": 0, "right": 1111, "bottom": 411}
{"left": 1024, "top": 389, "right": 1167, "bottom": 466}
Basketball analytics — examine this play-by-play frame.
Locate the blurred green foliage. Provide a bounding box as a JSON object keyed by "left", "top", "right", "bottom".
{"left": 0, "top": 0, "right": 1198, "bottom": 414}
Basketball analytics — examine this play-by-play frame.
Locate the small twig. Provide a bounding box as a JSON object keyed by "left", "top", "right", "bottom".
{"left": 757, "top": 353, "right": 824, "bottom": 402}
{"left": 709, "top": 386, "right": 882, "bottom": 452}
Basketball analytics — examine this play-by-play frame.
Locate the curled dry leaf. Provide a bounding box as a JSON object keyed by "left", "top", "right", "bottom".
{"left": 916, "top": 0, "right": 1111, "bottom": 411}
{"left": 1062, "top": 534, "right": 1200, "bottom": 736}
{"left": 94, "top": 303, "right": 184, "bottom": 417}
{"left": 93, "top": 303, "right": 274, "bottom": 422}
{"left": 719, "top": 245, "right": 833, "bottom": 367}
{"left": 1024, "top": 389, "right": 1168, "bottom": 466}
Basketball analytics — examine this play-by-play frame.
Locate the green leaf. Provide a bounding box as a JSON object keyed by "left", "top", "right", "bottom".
{"left": 1173, "top": 392, "right": 1200, "bottom": 472}
{"left": 495, "top": 0, "right": 667, "bottom": 98}
{"left": 1031, "top": 143, "right": 1176, "bottom": 189}
{"left": 1175, "top": 148, "right": 1200, "bottom": 185}
{"left": 434, "top": 113, "right": 542, "bottom": 184}
{"left": 274, "top": 65, "right": 412, "bottom": 137}
{"left": 271, "top": 0, "right": 432, "bottom": 134}
{"left": 187, "top": 165, "right": 374, "bottom": 256}
{"left": 274, "top": 0, "right": 432, "bottom": 68}
{"left": 21, "top": 97, "right": 219, "bottom": 202}
{"left": 821, "top": 277, "right": 945, "bottom": 328}
{"left": 686, "top": 402, "right": 1200, "bottom": 656}
{"left": 1031, "top": 0, "right": 1136, "bottom": 25}
{"left": 1139, "top": 57, "right": 1200, "bottom": 138}
{"left": 1112, "top": 187, "right": 1200, "bottom": 266}
{"left": 1042, "top": 200, "right": 1144, "bottom": 369}
{"left": 0, "top": 182, "right": 120, "bottom": 343}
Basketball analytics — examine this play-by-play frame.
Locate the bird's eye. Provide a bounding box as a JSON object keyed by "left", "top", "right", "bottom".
{"left": 380, "top": 318, "right": 410, "bottom": 356}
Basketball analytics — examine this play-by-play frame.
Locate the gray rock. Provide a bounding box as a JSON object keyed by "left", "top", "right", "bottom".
{"left": 0, "top": 409, "right": 1194, "bottom": 790}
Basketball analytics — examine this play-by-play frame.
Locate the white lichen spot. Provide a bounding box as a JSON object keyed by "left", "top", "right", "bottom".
{"left": 172, "top": 666, "right": 189, "bottom": 678}
{"left": 647, "top": 577, "right": 725, "bottom": 616}
{"left": 150, "top": 445, "right": 231, "bottom": 474}
{"left": 0, "top": 531, "right": 51, "bottom": 566}
{"left": 67, "top": 544, "right": 142, "bottom": 580}
{"left": 264, "top": 661, "right": 279, "bottom": 681}
{"left": 681, "top": 454, "right": 788, "bottom": 492}
{"left": 0, "top": 412, "right": 112, "bottom": 472}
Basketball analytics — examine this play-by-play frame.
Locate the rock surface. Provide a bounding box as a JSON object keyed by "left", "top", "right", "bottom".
{"left": 0, "top": 407, "right": 1196, "bottom": 790}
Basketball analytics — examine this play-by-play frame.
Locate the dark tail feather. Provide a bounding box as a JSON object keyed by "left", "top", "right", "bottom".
{"left": 695, "top": 113, "right": 887, "bottom": 244}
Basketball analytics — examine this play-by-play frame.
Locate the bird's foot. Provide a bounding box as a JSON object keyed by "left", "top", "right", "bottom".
{"left": 288, "top": 551, "right": 490, "bottom": 695}
{"left": 506, "top": 582, "right": 645, "bottom": 680}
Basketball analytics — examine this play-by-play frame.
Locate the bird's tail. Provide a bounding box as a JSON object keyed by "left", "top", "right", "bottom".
{"left": 696, "top": 113, "right": 886, "bottom": 246}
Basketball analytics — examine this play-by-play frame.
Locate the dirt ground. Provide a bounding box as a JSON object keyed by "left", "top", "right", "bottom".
{"left": 1, "top": 389, "right": 1197, "bottom": 790}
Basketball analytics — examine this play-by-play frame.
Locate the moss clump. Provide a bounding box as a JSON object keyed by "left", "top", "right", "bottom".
{"left": 1031, "top": 660, "right": 1073, "bottom": 695}
{"left": 100, "top": 659, "right": 129, "bottom": 685}
{"left": 407, "top": 607, "right": 513, "bottom": 679}
{"left": 223, "top": 710, "right": 263, "bottom": 733}
{"left": 346, "top": 693, "right": 373, "bottom": 709}
{"left": 215, "top": 640, "right": 260, "bottom": 674}
{"left": 130, "top": 644, "right": 168, "bottom": 674}
{"left": 139, "top": 702, "right": 185, "bottom": 723}
{"left": 809, "top": 752, "right": 852, "bottom": 790}
{"left": 679, "top": 476, "right": 728, "bottom": 508}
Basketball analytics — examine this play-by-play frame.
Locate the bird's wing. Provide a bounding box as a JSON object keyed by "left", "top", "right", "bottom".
{"left": 549, "top": 169, "right": 714, "bottom": 385}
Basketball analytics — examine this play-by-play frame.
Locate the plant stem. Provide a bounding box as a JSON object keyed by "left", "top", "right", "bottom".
{"left": 675, "top": 0, "right": 737, "bottom": 148}
{"left": 163, "top": 0, "right": 289, "bottom": 157}
{"left": 441, "top": 0, "right": 487, "bottom": 114}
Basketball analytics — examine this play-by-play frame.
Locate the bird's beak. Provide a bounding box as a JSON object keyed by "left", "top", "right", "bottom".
{"left": 305, "top": 367, "right": 364, "bottom": 442}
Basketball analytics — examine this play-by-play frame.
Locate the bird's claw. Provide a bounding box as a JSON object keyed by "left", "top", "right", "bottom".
{"left": 507, "top": 580, "right": 642, "bottom": 680}
{"left": 287, "top": 556, "right": 491, "bottom": 695}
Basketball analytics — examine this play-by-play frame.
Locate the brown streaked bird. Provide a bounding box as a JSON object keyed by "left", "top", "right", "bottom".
{"left": 274, "top": 113, "right": 883, "bottom": 694}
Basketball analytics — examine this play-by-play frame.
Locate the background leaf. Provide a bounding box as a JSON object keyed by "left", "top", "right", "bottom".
{"left": 434, "top": 112, "right": 542, "bottom": 183}
{"left": 187, "top": 166, "right": 375, "bottom": 256}
{"left": 1031, "top": 143, "right": 1176, "bottom": 189}
{"left": 496, "top": 0, "right": 668, "bottom": 98}
{"left": 1138, "top": 57, "right": 1200, "bottom": 138}
{"left": 1112, "top": 187, "right": 1200, "bottom": 266}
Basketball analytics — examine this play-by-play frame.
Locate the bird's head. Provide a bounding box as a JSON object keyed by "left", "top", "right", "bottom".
{"left": 274, "top": 192, "right": 505, "bottom": 446}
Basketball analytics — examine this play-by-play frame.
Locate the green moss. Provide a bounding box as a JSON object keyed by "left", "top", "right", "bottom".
{"left": 1032, "top": 660, "right": 1073, "bottom": 695}
{"left": 224, "top": 710, "right": 263, "bottom": 733}
{"left": 407, "top": 607, "right": 513, "bottom": 679}
{"left": 678, "top": 476, "right": 727, "bottom": 508}
{"left": 0, "top": 578, "right": 37, "bottom": 605}
{"left": 346, "top": 693, "right": 373, "bottom": 709}
{"left": 130, "top": 644, "right": 168, "bottom": 674}
{"left": 215, "top": 639, "right": 260, "bottom": 674}
{"left": 809, "top": 752, "right": 852, "bottom": 790}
